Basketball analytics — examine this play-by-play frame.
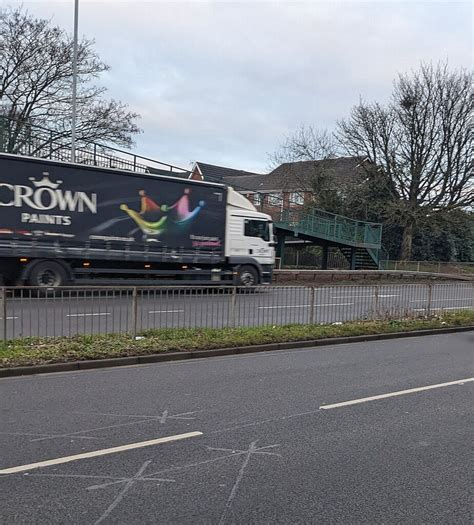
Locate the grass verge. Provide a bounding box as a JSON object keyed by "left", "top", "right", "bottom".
{"left": 1, "top": 310, "right": 473, "bottom": 368}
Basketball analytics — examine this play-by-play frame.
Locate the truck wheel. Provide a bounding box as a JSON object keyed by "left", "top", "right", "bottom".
{"left": 28, "top": 261, "right": 69, "bottom": 288}
{"left": 237, "top": 265, "right": 258, "bottom": 288}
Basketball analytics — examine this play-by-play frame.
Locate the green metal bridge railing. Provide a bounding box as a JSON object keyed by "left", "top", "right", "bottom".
{"left": 263, "top": 206, "right": 382, "bottom": 249}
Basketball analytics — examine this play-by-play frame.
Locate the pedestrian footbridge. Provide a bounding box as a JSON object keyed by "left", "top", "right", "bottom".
{"left": 263, "top": 205, "right": 382, "bottom": 270}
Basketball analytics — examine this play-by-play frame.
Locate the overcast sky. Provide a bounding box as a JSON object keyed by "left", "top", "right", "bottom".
{"left": 9, "top": 0, "right": 473, "bottom": 172}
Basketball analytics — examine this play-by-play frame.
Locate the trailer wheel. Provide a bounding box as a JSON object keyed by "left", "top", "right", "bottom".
{"left": 237, "top": 265, "right": 258, "bottom": 288}
{"left": 28, "top": 261, "right": 69, "bottom": 288}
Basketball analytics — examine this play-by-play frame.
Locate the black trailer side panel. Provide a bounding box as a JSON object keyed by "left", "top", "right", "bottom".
{"left": 0, "top": 155, "right": 227, "bottom": 262}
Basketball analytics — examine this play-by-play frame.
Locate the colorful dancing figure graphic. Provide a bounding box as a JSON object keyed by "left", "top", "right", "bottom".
{"left": 163, "top": 188, "right": 205, "bottom": 225}
{"left": 120, "top": 188, "right": 205, "bottom": 239}
{"left": 138, "top": 189, "right": 161, "bottom": 213}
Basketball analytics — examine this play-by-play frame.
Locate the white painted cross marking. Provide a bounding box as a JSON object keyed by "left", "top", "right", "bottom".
{"left": 215, "top": 441, "right": 281, "bottom": 525}
{"left": 0, "top": 431, "right": 100, "bottom": 441}
{"left": 30, "top": 410, "right": 201, "bottom": 443}
{"left": 93, "top": 460, "right": 169, "bottom": 524}
{"left": 0, "top": 431, "right": 203, "bottom": 474}
{"left": 81, "top": 409, "right": 200, "bottom": 425}
{"left": 27, "top": 471, "right": 175, "bottom": 487}
{"left": 320, "top": 378, "right": 474, "bottom": 410}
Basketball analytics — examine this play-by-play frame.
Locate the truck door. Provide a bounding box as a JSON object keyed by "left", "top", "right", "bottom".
{"left": 243, "top": 218, "right": 273, "bottom": 262}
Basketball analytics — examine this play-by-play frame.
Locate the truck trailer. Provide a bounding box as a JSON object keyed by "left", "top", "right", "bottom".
{"left": 0, "top": 153, "right": 274, "bottom": 287}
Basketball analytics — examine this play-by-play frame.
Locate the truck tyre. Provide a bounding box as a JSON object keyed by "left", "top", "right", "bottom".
{"left": 28, "top": 261, "right": 69, "bottom": 288}
{"left": 237, "top": 265, "right": 258, "bottom": 288}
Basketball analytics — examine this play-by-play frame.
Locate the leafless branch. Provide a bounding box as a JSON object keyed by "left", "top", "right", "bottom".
{"left": 0, "top": 7, "right": 141, "bottom": 150}
{"left": 336, "top": 61, "right": 473, "bottom": 258}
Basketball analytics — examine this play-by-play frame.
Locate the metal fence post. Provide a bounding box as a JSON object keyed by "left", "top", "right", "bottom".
{"left": 230, "top": 286, "right": 237, "bottom": 328}
{"left": 1, "top": 287, "right": 6, "bottom": 345}
{"left": 131, "top": 287, "right": 138, "bottom": 338}
{"left": 426, "top": 282, "right": 432, "bottom": 316}
{"left": 309, "top": 286, "right": 315, "bottom": 324}
{"left": 373, "top": 286, "right": 379, "bottom": 320}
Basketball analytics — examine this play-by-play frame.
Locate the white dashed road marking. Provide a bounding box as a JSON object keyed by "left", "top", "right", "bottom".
{"left": 258, "top": 302, "right": 354, "bottom": 309}
{"left": 413, "top": 306, "right": 472, "bottom": 311}
{"left": 0, "top": 431, "right": 203, "bottom": 474}
{"left": 66, "top": 313, "right": 111, "bottom": 317}
{"left": 411, "top": 298, "right": 474, "bottom": 303}
{"left": 320, "top": 378, "right": 474, "bottom": 410}
{"left": 148, "top": 310, "right": 185, "bottom": 314}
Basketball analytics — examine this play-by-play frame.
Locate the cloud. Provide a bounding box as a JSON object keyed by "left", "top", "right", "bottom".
{"left": 12, "top": 0, "right": 474, "bottom": 171}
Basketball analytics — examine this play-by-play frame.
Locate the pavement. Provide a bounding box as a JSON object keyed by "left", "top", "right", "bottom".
{"left": 0, "top": 331, "right": 472, "bottom": 523}
{"left": 3, "top": 282, "right": 474, "bottom": 338}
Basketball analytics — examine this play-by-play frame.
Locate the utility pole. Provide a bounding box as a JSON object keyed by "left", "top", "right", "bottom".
{"left": 71, "top": 0, "right": 79, "bottom": 163}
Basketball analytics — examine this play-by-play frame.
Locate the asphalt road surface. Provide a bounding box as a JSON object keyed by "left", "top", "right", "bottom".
{"left": 0, "top": 331, "right": 472, "bottom": 523}
{"left": 2, "top": 282, "right": 473, "bottom": 338}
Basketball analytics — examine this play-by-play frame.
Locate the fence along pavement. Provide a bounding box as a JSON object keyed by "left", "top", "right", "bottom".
{"left": 381, "top": 260, "right": 474, "bottom": 274}
{"left": 1, "top": 282, "right": 473, "bottom": 342}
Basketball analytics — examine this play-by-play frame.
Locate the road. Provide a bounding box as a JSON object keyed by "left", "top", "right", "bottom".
{"left": 0, "top": 332, "right": 472, "bottom": 523}
{"left": 2, "top": 282, "right": 473, "bottom": 338}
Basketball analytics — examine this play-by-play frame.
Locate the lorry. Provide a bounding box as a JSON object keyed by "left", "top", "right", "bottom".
{"left": 0, "top": 153, "right": 275, "bottom": 287}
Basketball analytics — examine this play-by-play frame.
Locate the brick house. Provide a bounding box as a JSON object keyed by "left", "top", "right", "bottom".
{"left": 190, "top": 157, "right": 369, "bottom": 213}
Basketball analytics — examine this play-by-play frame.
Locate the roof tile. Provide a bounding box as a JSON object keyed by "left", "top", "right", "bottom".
{"left": 196, "top": 157, "right": 367, "bottom": 192}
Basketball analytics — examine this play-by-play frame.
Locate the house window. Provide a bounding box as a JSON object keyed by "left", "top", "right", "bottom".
{"left": 290, "top": 192, "right": 305, "bottom": 205}
{"left": 268, "top": 193, "right": 282, "bottom": 207}
{"left": 254, "top": 193, "right": 263, "bottom": 207}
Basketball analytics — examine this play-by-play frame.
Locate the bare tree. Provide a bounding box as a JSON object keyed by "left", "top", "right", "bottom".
{"left": 268, "top": 125, "right": 338, "bottom": 168}
{"left": 267, "top": 125, "right": 343, "bottom": 202}
{"left": 337, "top": 62, "right": 473, "bottom": 259}
{"left": 0, "top": 7, "right": 140, "bottom": 153}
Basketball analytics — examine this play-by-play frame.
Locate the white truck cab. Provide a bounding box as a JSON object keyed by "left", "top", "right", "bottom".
{"left": 225, "top": 187, "right": 275, "bottom": 285}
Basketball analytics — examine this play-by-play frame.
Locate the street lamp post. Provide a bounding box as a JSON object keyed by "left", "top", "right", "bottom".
{"left": 71, "top": 0, "right": 79, "bottom": 162}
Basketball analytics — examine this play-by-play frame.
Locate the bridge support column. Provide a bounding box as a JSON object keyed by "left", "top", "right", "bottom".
{"left": 321, "top": 245, "right": 329, "bottom": 270}
{"left": 350, "top": 247, "right": 357, "bottom": 270}
{"left": 276, "top": 235, "right": 285, "bottom": 268}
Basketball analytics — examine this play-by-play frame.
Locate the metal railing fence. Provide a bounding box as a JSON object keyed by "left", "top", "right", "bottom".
{"left": 281, "top": 247, "right": 350, "bottom": 269}
{"left": 0, "top": 115, "right": 189, "bottom": 176}
{"left": 380, "top": 260, "right": 474, "bottom": 274}
{"left": 273, "top": 208, "right": 382, "bottom": 247}
{"left": 0, "top": 282, "right": 472, "bottom": 342}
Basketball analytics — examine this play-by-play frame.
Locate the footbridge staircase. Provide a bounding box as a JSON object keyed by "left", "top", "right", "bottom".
{"left": 263, "top": 206, "right": 383, "bottom": 270}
